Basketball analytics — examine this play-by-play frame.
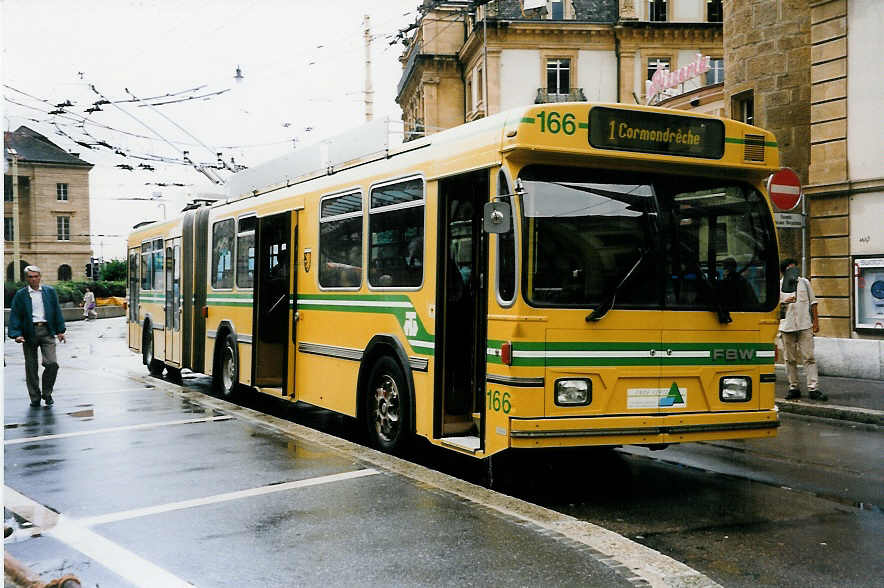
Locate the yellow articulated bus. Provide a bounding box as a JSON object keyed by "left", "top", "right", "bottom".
{"left": 128, "top": 103, "right": 784, "bottom": 457}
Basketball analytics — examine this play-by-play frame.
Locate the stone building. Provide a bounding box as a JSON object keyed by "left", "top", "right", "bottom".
{"left": 4, "top": 126, "right": 94, "bottom": 283}
{"left": 396, "top": 0, "right": 725, "bottom": 139}
{"left": 724, "top": 0, "right": 884, "bottom": 377}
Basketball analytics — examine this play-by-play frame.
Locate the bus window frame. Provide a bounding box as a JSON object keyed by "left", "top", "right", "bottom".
{"left": 318, "top": 187, "right": 364, "bottom": 292}
{"left": 366, "top": 174, "right": 426, "bottom": 292}
{"left": 210, "top": 217, "right": 236, "bottom": 291}
{"left": 235, "top": 213, "right": 257, "bottom": 290}
{"left": 495, "top": 167, "right": 519, "bottom": 308}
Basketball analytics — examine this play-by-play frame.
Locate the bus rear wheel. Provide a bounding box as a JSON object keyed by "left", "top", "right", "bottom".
{"left": 366, "top": 356, "right": 411, "bottom": 453}
{"left": 143, "top": 331, "right": 164, "bottom": 376}
{"left": 214, "top": 333, "right": 239, "bottom": 399}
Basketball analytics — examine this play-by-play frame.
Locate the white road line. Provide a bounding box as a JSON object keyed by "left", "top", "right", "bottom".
{"left": 76, "top": 469, "right": 380, "bottom": 527}
{"left": 3, "top": 415, "right": 233, "bottom": 445}
{"left": 4, "top": 486, "right": 192, "bottom": 587}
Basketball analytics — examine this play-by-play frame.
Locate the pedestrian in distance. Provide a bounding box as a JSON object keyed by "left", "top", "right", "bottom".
{"left": 7, "top": 265, "right": 67, "bottom": 408}
{"left": 82, "top": 286, "right": 98, "bottom": 320}
{"left": 778, "top": 258, "right": 827, "bottom": 401}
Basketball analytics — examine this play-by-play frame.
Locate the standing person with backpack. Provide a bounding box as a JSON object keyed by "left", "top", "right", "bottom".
{"left": 779, "top": 258, "right": 827, "bottom": 401}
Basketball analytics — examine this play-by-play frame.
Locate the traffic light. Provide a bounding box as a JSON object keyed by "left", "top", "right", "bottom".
{"left": 85, "top": 263, "right": 92, "bottom": 278}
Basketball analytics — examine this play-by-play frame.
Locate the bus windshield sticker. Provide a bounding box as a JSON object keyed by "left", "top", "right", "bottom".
{"left": 589, "top": 107, "right": 725, "bottom": 159}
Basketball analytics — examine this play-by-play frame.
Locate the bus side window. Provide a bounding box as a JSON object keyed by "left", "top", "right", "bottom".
{"left": 211, "top": 219, "right": 235, "bottom": 289}
{"left": 369, "top": 178, "right": 424, "bottom": 288}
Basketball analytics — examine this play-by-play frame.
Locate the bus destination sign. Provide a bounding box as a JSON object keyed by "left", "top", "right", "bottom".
{"left": 589, "top": 107, "right": 725, "bottom": 159}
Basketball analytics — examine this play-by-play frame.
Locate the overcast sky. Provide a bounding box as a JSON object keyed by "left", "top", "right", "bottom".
{"left": 3, "top": 0, "right": 420, "bottom": 259}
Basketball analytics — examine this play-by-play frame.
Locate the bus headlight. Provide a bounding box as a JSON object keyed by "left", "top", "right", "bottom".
{"left": 555, "top": 379, "right": 591, "bottom": 406}
{"left": 720, "top": 377, "right": 751, "bottom": 402}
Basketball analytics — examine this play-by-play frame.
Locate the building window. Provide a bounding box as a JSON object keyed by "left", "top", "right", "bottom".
{"left": 648, "top": 0, "right": 668, "bottom": 21}
{"left": 546, "top": 58, "right": 571, "bottom": 98}
{"left": 733, "top": 92, "right": 755, "bottom": 125}
{"left": 706, "top": 58, "right": 725, "bottom": 84}
{"left": 4, "top": 217, "right": 12, "bottom": 241}
{"left": 549, "top": 0, "right": 564, "bottom": 20}
{"left": 319, "top": 191, "right": 363, "bottom": 289}
{"left": 236, "top": 216, "right": 256, "bottom": 288}
{"left": 4, "top": 175, "right": 30, "bottom": 201}
{"left": 707, "top": 0, "right": 723, "bottom": 22}
{"left": 57, "top": 216, "right": 70, "bottom": 241}
{"left": 56, "top": 183, "right": 69, "bottom": 201}
{"left": 369, "top": 178, "right": 424, "bottom": 288}
{"left": 648, "top": 57, "right": 671, "bottom": 81}
{"left": 211, "top": 219, "right": 235, "bottom": 289}
{"left": 58, "top": 264, "right": 72, "bottom": 281}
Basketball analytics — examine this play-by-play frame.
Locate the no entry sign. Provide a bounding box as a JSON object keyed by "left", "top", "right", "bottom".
{"left": 767, "top": 168, "right": 802, "bottom": 211}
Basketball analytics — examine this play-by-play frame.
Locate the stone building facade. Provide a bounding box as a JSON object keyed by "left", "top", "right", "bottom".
{"left": 397, "top": 0, "right": 725, "bottom": 140}
{"left": 723, "top": 0, "right": 884, "bottom": 377}
{"left": 4, "top": 126, "right": 93, "bottom": 284}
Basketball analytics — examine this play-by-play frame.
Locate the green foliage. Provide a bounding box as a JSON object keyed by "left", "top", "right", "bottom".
{"left": 3, "top": 280, "right": 126, "bottom": 308}
{"left": 99, "top": 259, "right": 128, "bottom": 282}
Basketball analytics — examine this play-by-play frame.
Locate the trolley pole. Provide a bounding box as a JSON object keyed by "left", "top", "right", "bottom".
{"left": 363, "top": 14, "right": 374, "bottom": 122}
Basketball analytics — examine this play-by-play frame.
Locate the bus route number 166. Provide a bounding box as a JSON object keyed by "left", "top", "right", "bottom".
{"left": 487, "top": 389, "right": 512, "bottom": 414}
{"left": 535, "top": 111, "right": 577, "bottom": 135}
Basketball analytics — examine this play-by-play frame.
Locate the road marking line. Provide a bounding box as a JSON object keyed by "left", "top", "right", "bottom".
{"left": 4, "top": 486, "right": 192, "bottom": 587}
{"left": 76, "top": 469, "right": 380, "bottom": 527}
{"left": 3, "top": 415, "right": 233, "bottom": 445}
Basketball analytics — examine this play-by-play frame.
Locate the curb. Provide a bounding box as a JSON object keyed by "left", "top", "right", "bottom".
{"left": 775, "top": 399, "right": 883, "bottom": 426}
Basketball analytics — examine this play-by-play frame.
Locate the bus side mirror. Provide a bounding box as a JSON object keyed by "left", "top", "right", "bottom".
{"left": 483, "top": 201, "right": 511, "bottom": 234}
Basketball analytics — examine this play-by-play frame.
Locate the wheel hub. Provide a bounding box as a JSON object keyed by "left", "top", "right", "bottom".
{"left": 374, "top": 374, "right": 400, "bottom": 441}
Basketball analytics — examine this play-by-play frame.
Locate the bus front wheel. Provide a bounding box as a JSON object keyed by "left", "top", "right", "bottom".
{"left": 366, "top": 356, "right": 411, "bottom": 453}
{"left": 214, "top": 333, "right": 239, "bottom": 399}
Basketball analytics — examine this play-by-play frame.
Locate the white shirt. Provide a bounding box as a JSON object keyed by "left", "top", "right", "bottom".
{"left": 779, "top": 277, "right": 816, "bottom": 333}
{"left": 28, "top": 285, "right": 46, "bottom": 323}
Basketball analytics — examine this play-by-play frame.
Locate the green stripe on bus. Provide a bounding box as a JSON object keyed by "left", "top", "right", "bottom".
{"left": 296, "top": 293, "right": 434, "bottom": 356}
{"left": 725, "top": 137, "right": 778, "bottom": 147}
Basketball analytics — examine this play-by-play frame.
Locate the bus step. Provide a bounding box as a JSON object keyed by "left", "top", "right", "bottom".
{"left": 440, "top": 436, "right": 480, "bottom": 453}
{"left": 256, "top": 387, "right": 285, "bottom": 397}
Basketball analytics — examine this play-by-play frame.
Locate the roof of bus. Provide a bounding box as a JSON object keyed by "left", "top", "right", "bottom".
{"left": 223, "top": 103, "right": 777, "bottom": 200}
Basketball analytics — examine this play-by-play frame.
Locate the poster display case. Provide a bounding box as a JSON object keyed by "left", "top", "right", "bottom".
{"left": 854, "top": 256, "right": 884, "bottom": 331}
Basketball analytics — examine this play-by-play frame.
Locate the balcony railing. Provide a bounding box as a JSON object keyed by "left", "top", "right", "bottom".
{"left": 534, "top": 88, "right": 587, "bottom": 104}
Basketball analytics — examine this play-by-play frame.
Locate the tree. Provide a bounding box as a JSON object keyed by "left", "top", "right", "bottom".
{"left": 99, "top": 259, "right": 128, "bottom": 282}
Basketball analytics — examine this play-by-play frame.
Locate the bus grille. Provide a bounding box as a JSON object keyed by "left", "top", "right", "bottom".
{"left": 743, "top": 134, "right": 766, "bottom": 162}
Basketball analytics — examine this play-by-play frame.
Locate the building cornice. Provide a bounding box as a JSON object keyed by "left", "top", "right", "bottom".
{"left": 806, "top": 177, "right": 884, "bottom": 198}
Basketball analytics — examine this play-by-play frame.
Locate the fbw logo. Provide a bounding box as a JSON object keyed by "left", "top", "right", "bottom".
{"left": 403, "top": 312, "right": 419, "bottom": 337}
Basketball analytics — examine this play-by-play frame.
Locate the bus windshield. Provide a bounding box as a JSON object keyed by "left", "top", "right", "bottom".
{"left": 519, "top": 165, "right": 778, "bottom": 313}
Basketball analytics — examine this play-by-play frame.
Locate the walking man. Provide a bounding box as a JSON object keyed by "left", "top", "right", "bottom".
{"left": 8, "top": 265, "right": 66, "bottom": 407}
{"left": 779, "top": 259, "right": 827, "bottom": 401}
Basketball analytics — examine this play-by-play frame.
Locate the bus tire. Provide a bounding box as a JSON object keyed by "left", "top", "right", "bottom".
{"left": 214, "top": 332, "right": 239, "bottom": 399}
{"left": 143, "top": 329, "right": 164, "bottom": 376}
{"left": 166, "top": 366, "right": 182, "bottom": 383}
{"left": 365, "top": 355, "right": 411, "bottom": 453}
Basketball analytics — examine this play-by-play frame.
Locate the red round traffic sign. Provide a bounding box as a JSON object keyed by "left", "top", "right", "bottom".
{"left": 767, "top": 168, "right": 802, "bottom": 211}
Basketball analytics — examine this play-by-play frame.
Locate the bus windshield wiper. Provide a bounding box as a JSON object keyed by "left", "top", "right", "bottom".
{"left": 586, "top": 249, "right": 647, "bottom": 322}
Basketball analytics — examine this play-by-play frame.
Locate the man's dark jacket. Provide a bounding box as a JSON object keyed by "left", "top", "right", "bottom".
{"left": 7, "top": 286, "right": 66, "bottom": 343}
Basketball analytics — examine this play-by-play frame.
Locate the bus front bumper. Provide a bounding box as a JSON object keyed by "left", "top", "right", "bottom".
{"left": 508, "top": 409, "right": 780, "bottom": 448}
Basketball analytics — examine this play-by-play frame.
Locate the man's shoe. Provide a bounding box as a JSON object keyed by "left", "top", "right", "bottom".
{"left": 785, "top": 388, "right": 801, "bottom": 400}
{"left": 809, "top": 390, "right": 828, "bottom": 401}
{"left": 43, "top": 396, "right": 54, "bottom": 406}
{"left": 29, "top": 401, "right": 41, "bottom": 408}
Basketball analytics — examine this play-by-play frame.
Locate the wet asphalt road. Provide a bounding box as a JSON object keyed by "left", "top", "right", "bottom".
{"left": 4, "top": 317, "right": 883, "bottom": 587}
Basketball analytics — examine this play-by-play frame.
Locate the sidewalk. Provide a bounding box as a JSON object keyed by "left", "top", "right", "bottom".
{"left": 774, "top": 364, "right": 883, "bottom": 426}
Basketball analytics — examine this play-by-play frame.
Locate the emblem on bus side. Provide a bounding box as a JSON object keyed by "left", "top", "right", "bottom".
{"left": 303, "top": 249, "right": 311, "bottom": 273}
